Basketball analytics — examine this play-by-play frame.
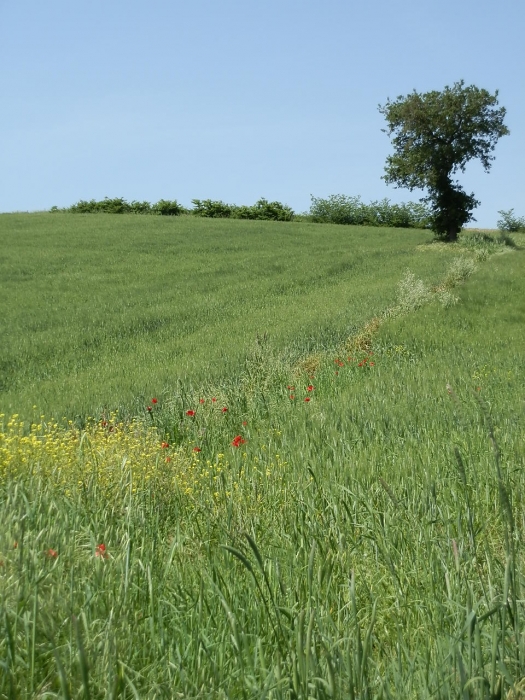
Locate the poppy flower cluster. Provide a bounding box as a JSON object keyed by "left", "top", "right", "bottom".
{"left": 357, "top": 354, "right": 375, "bottom": 367}
{"left": 147, "top": 398, "right": 158, "bottom": 412}
{"left": 185, "top": 403, "right": 227, "bottom": 417}
{"left": 287, "top": 383, "right": 314, "bottom": 402}
{"left": 231, "top": 435, "right": 246, "bottom": 447}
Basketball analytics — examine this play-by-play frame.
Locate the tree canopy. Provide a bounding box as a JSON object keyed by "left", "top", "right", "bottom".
{"left": 379, "top": 81, "right": 509, "bottom": 241}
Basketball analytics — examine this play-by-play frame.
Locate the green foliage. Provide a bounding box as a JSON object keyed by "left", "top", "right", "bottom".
{"left": 52, "top": 196, "right": 186, "bottom": 215}
{"left": 192, "top": 197, "right": 295, "bottom": 221}
{"left": 151, "top": 199, "right": 186, "bottom": 216}
{"left": 379, "top": 80, "right": 509, "bottom": 241}
{"left": 191, "top": 198, "right": 234, "bottom": 218}
{"left": 459, "top": 229, "right": 517, "bottom": 255}
{"left": 309, "top": 194, "right": 431, "bottom": 228}
{"left": 497, "top": 208, "right": 525, "bottom": 233}
{"left": 235, "top": 197, "right": 295, "bottom": 221}
{"left": 442, "top": 255, "right": 477, "bottom": 287}
{"left": 54, "top": 197, "right": 295, "bottom": 221}
{"left": 395, "top": 270, "right": 432, "bottom": 312}
{"left": 70, "top": 197, "right": 134, "bottom": 214}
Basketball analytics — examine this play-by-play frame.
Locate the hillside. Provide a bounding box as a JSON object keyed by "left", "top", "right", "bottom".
{"left": 1, "top": 214, "right": 524, "bottom": 697}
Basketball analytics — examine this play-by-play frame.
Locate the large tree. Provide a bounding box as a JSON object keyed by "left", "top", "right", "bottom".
{"left": 379, "top": 81, "right": 509, "bottom": 241}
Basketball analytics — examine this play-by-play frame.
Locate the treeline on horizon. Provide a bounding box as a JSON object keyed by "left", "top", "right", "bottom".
{"left": 50, "top": 195, "right": 435, "bottom": 229}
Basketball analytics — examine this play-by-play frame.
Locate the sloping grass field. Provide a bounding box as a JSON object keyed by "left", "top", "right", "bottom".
{"left": 1, "top": 213, "right": 524, "bottom": 698}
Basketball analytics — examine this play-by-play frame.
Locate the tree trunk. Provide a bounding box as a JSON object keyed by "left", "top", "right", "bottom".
{"left": 446, "top": 224, "right": 459, "bottom": 242}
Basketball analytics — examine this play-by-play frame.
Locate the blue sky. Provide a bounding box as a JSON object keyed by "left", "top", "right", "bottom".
{"left": 1, "top": 0, "right": 523, "bottom": 226}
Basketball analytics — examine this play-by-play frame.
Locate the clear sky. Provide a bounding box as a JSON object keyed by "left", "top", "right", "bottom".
{"left": 1, "top": 0, "right": 523, "bottom": 226}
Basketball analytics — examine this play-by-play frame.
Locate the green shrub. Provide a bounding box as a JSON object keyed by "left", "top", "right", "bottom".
{"left": 497, "top": 208, "right": 525, "bottom": 233}
{"left": 66, "top": 197, "right": 133, "bottom": 214}
{"left": 442, "top": 256, "right": 477, "bottom": 288}
{"left": 152, "top": 199, "right": 186, "bottom": 216}
{"left": 235, "top": 198, "right": 294, "bottom": 221}
{"left": 395, "top": 270, "right": 432, "bottom": 313}
{"left": 191, "top": 199, "right": 233, "bottom": 218}
{"left": 67, "top": 198, "right": 103, "bottom": 213}
{"left": 309, "top": 194, "right": 431, "bottom": 228}
{"left": 55, "top": 197, "right": 186, "bottom": 216}
{"left": 129, "top": 200, "right": 152, "bottom": 214}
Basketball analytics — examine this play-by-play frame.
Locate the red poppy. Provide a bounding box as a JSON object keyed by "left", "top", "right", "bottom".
{"left": 147, "top": 406, "right": 152, "bottom": 412}
{"left": 335, "top": 371, "right": 339, "bottom": 375}
{"left": 165, "top": 456, "right": 171, "bottom": 463}
{"left": 289, "top": 394, "right": 295, "bottom": 400}
{"left": 358, "top": 361, "right": 365, "bottom": 367}
{"left": 287, "top": 385, "right": 295, "bottom": 390}
{"left": 231, "top": 435, "right": 246, "bottom": 447}
{"left": 161, "top": 441, "right": 169, "bottom": 448}
{"left": 152, "top": 398, "right": 158, "bottom": 404}
{"left": 193, "top": 446, "right": 201, "bottom": 452}
{"left": 304, "top": 397, "right": 311, "bottom": 402}
{"left": 221, "top": 407, "right": 228, "bottom": 413}
{"left": 186, "top": 410, "right": 196, "bottom": 417}
{"left": 369, "top": 362, "right": 375, "bottom": 366}
{"left": 242, "top": 421, "right": 247, "bottom": 426}
{"left": 47, "top": 548, "right": 58, "bottom": 559}
{"left": 212, "top": 397, "right": 217, "bottom": 403}
{"left": 307, "top": 385, "right": 314, "bottom": 391}
{"left": 95, "top": 544, "right": 108, "bottom": 559}
{"left": 199, "top": 398, "right": 205, "bottom": 404}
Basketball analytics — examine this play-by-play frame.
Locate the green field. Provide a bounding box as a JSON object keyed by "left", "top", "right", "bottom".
{"left": 2, "top": 213, "right": 461, "bottom": 420}
{"left": 1, "top": 214, "right": 524, "bottom": 698}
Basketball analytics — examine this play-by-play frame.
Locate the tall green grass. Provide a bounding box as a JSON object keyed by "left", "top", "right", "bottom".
{"left": 0, "top": 216, "right": 523, "bottom": 697}
{"left": 1, "top": 213, "right": 452, "bottom": 420}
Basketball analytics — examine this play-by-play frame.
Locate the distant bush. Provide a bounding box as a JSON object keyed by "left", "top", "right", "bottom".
{"left": 152, "top": 199, "right": 187, "bottom": 216}
{"left": 191, "top": 198, "right": 295, "bottom": 221}
{"left": 309, "top": 194, "right": 431, "bottom": 228}
{"left": 497, "top": 209, "right": 525, "bottom": 233}
{"left": 52, "top": 196, "right": 295, "bottom": 221}
{"left": 69, "top": 197, "right": 132, "bottom": 214}
{"left": 191, "top": 199, "right": 234, "bottom": 218}
{"left": 234, "top": 198, "right": 295, "bottom": 222}
{"left": 52, "top": 197, "right": 186, "bottom": 216}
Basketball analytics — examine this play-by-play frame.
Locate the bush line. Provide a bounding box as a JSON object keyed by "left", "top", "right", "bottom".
{"left": 49, "top": 194, "right": 431, "bottom": 228}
